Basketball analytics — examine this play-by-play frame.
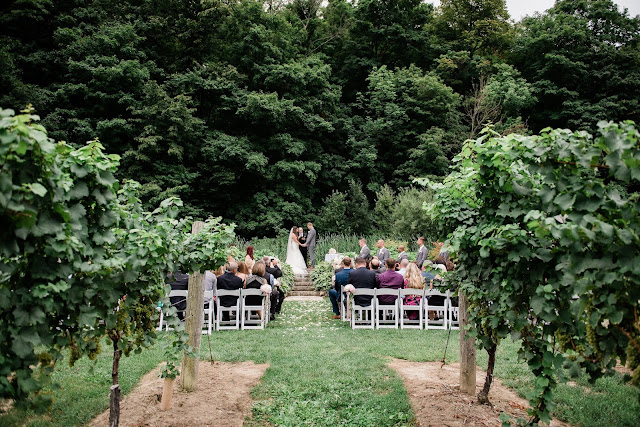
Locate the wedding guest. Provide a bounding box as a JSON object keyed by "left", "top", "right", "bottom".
{"left": 266, "top": 258, "right": 285, "bottom": 316}
{"left": 204, "top": 269, "right": 217, "bottom": 304}
{"left": 370, "top": 258, "right": 383, "bottom": 277}
{"left": 215, "top": 265, "right": 225, "bottom": 277}
{"left": 245, "top": 246, "right": 255, "bottom": 271}
{"left": 349, "top": 257, "right": 377, "bottom": 306}
{"left": 376, "top": 240, "right": 390, "bottom": 265}
{"left": 415, "top": 237, "right": 428, "bottom": 269}
{"left": 236, "top": 261, "right": 250, "bottom": 284}
{"left": 265, "top": 258, "right": 282, "bottom": 279}
{"left": 398, "top": 259, "right": 410, "bottom": 277}
{"left": 404, "top": 263, "right": 425, "bottom": 320}
{"left": 217, "top": 262, "right": 244, "bottom": 320}
{"left": 376, "top": 258, "right": 404, "bottom": 305}
{"left": 359, "top": 239, "right": 371, "bottom": 260}
{"left": 298, "top": 227, "right": 308, "bottom": 265}
{"left": 245, "top": 261, "right": 267, "bottom": 318}
{"left": 397, "top": 246, "right": 409, "bottom": 263}
{"left": 329, "top": 257, "right": 353, "bottom": 319}
{"left": 168, "top": 270, "right": 189, "bottom": 320}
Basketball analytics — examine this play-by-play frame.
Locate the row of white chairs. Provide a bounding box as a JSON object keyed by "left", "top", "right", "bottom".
{"left": 157, "top": 288, "right": 271, "bottom": 332}
{"left": 340, "top": 286, "right": 459, "bottom": 330}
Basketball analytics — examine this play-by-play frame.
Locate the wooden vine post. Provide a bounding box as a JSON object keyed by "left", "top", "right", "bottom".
{"left": 459, "top": 292, "right": 477, "bottom": 395}
{"left": 182, "top": 221, "right": 206, "bottom": 391}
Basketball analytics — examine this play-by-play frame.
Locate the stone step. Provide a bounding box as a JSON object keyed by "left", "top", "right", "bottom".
{"left": 292, "top": 286, "right": 316, "bottom": 291}
{"left": 289, "top": 290, "right": 323, "bottom": 297}
{"left": 293, "top": 281, "right": 313, "bottom": 286}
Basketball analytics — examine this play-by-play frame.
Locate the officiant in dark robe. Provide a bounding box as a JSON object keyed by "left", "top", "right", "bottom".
{"left": 298, "top": 226, "right": 308, "bottom": 266}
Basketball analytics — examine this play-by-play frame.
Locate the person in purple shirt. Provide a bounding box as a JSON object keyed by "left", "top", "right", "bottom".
{"left": 376, "top": 258, "right": 404, "bottom": 304}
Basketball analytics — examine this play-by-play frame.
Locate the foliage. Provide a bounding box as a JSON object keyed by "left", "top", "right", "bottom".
{"left": 315, "top": 180, "right": 373, "bottom": 235}
{"left": 310, "top": 262, "right": 334, "bottom": 291}
{"left": 277, "top": 262, "right": 294, "bottom": 295}
{"left": 432, "top": 0, "right": 513, "bottom": 57}
{"left": 1, "top": 0, "right": 638, "bottom": 237}
{"left": 424, "top": 121, "right": 640, "bottom": 424}
{"left": 512, "top": 0, "right": 640, "bottom": 132}
{"left": 0, "top": 108, "right": 235, "bottom": 415}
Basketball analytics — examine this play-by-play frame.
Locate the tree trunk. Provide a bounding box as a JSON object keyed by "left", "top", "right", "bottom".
{"left": 110, "top": 338, "right": 121, "bottom": 427}
{"left": 459, "top": 292, "right": 477, "bottom": 395}
{"left": 477, "top": 342, "right": 497, "bottom": 405}
{"left": 182, "top": 221, "right": 206, "bottom": 392}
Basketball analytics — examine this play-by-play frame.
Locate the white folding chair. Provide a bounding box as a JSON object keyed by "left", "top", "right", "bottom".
{"left": 351, "top": 288, "right": 376, "bottom": 329}
{"left": 447, "top": 290, "right": 459, "bottom": 330}
{"left": 216, "top": 289, "right": 241, "bottom": 330}
{"left": 158, "top": 289, "right": 188, "bottom": 331}
{"left": 202, "top": 290, "right": 214, "bottom": 334}
{"left": 240, "top": 289, "right": 266, "bottom": 330}
{"left": 399, "top": 288, "right": 424, "bottom": 329}
{"left": 340, "top": 285, "right": 349, "bottom": 321}
{"left": 374, "top": 289, "right": 400, "bottom": 329}
{"left": 424, "top": 289, "right": 448, "bottom": 330}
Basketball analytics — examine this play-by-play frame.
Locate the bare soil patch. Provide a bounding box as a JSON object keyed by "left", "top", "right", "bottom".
{"left": 388, "top": 359, "right": 569, "bottom": 427}
{"left": 90, "top": 361, "right": 268, "bottom": 427}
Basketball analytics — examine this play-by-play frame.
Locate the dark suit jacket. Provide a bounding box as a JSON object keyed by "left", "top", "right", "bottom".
{"left": 217, "top": 272, "right": 243, "bottom": 306}
{"left": 266, "top": 266, "right": 282, "bottom": 279}
{"left": 349, "top": 267, "right": 377, "bottom": 306}
{"left": 168, "top": 271, "right": 189, "bottom": 311}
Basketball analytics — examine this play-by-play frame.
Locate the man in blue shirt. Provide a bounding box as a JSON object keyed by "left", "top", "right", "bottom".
{"left": 329, "top": 257, "right": 353, "bottom": 319}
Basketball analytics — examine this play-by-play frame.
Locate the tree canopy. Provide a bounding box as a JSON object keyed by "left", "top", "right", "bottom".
{"left": 1, "top": 0, "right": 639, "bottom": 236}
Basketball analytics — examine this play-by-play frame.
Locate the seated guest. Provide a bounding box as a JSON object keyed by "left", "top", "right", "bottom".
{"left": 370, "top": 258, "right": 383, "bottom": 277}
{"left": 266, "top": 258, "right": 285, "bottom": 316}
{"left": 204, "top": 269, "right": 217, "bottom": 304}
{"left": 167, "top": 270, "right": 189, "bottom": 320}
{"left": 398, "top": 259, "right": 410, "bottom": 277}
{"left": 404, "top": 263, "right": 425, "bottom": 320}
{"left": 236, "top": 261, "right": 250, "bottom": 284}
{"left": 245, "top": 261, "right": 268, "bottom": 319}
{"left": 397, "top": 246, "right": 409, "bottom": 263}
{"left": 349, "top": 257, "right": 377, "bottom": 307}
{"left": 217, "top": 262, "right": 244, "bottom": 320}
{"left": 215, "top": 265, "right": 225, "bottom": 277}
{"left": 376, "top": 258, "right": 404, "bottom": 305}
{"left": 245, "top": 246, "right": 255, "bottom": 271}
{"left": 329, "top": 257, "right": 353, "bottom": 319}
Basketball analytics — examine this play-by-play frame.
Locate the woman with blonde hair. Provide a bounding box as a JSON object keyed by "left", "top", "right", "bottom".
{"left": 245, "top": 260, "right": 267, "bottom": 319}
{"left": 403, "top": 263, "right": 425, "bottom": 320}
{"left": 236, "top": 261, "right": 250, "bottom": 285}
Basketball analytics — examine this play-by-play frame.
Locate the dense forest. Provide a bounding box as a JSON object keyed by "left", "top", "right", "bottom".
{"left": 1, "top": 0, "right": 639, "bottom": 236}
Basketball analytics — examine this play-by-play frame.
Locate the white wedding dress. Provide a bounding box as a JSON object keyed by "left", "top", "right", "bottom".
{"left": 286, "top": 232, "right": 308, "bottom": 275}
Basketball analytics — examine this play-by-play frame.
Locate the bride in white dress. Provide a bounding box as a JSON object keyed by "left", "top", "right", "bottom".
{"left": 286, "top": 226, "right": 308, "bottom": 275}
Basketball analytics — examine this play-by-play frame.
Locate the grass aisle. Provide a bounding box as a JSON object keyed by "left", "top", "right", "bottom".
{"left": 1, "top": 300, "right": 638, "bottom": 426}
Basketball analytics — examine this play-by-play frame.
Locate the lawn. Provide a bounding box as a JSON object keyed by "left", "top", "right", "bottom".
{"left": 1, "top": 300, "right": 638, "bottom": 426}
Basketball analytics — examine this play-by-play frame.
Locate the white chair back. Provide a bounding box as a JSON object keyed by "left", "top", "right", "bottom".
{"left": 399, "top": 288, "right": 424, "bottom": 329}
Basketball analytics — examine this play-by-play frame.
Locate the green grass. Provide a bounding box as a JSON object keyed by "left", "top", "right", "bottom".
{"left": 2, "top": 300, "right": 639, "bottom": 426}
{"left": 0, "top": 340, "right": 167, "bottom": 427}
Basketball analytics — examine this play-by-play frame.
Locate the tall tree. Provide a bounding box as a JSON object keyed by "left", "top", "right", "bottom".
{"left": 511, "top": 0, "right": 640, "bottom": 131}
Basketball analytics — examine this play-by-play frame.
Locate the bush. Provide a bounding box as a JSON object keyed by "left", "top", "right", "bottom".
{"left": 310, "top": 262, "right": 333, "bottom": 291}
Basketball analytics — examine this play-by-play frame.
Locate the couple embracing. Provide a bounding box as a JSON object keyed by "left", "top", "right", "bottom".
{"left": 286, "top": 222, "right": 316, "bottom": 275}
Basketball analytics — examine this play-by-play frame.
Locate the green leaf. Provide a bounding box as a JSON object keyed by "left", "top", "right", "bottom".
{"left": 29, "top": 183, "right": 47, "bottom": 197}
{"left": 554, "top": 193, "right": 575, "bottom": 211}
